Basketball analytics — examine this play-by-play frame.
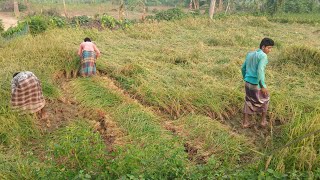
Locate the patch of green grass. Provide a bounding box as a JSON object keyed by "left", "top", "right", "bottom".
{"left": 0, "top": 107, "right": 39, "bottom": 149}
{"left": 69, "top": 77, "right": 189, "bottom": 179}
{"left": 45, "top": 120, "right": 108, "bottom": 178}
{"left": 0, "top": 108, "right": 41, "bottom": 179}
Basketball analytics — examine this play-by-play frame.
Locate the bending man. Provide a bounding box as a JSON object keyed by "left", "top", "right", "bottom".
{"left": 11, "top": 71, "right": 47, "bottom": 119}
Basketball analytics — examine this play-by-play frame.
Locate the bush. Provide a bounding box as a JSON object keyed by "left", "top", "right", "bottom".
{"left": 100, "top": 14, "right": 119, "bottom": 29}
{"left": 71, "top": 15, "right": 91, "bottom": 27}
{"left": 0, "top": 19, "right": 4, "bottom": 32}
{"left": 283, "top": 0, "right": 314, "bottom": 13}
{"left": 27, "top": 15, "right": 49, "bottom": 35}
{"left": 18, "top": 3, "right": 27, "bottom": 11}
{"left": 49, "top": 16, "right": 66, "bottom": 28}
{"left": 153, "top": 8, "right": 188, "bottom": 21}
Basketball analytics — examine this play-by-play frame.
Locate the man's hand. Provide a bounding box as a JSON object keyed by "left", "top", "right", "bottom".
{"left": 261, "top": 87, "right": 269, "bottom": 96}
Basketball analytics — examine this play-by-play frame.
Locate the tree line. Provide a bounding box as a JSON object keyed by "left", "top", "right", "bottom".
{"left": 3, "top": 0, "right": 320, "bottom": 19}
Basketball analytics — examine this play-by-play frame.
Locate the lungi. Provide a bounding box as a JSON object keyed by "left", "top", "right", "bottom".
{"left": 80, "top": 50, "right": 96, "bottom": 77}
{"left": 243, "top": 82, "right": 269, "bottom": 114}
{"left": 11, "top": 74, "right": 45, "bottom": 113}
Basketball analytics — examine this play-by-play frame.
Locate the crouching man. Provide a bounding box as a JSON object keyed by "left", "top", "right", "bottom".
{"left": 11, "top": 71, "right": 47, "bottom": 119}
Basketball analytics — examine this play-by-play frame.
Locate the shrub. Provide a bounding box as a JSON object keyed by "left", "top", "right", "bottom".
{"left": 49, "top": 16, "right": 66, "bottom": 28}
{"left": 154, "top": 8, "right": 188, "bottom": 21}
{"left": 18, "top": 3, "right": 27, "bottom": 11}
{"left": 100, "top": 14, "right": 119, "bottom": 29}
{"left": 71, "top": 15, "right": 91, "bottom": 27}
{"left": 27, "top": 15, "right": 49, "bottom": 35}
{"left": 0, "top": 19, "right": 4, "bottom": 32}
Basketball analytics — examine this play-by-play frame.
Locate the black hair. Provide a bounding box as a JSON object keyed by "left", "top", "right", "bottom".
{"left": 84, "top": 37, "right": 91, "bottom": 42}
{"left": 13, "top": 72, "right": 20, "bottom": 78}
{"left": 260, "top": 38, "right": 274, "bottom": 49}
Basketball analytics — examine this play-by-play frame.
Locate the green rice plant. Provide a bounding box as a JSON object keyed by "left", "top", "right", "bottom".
{"left": 62, "top": 53, "right": 81, "bottom": 79}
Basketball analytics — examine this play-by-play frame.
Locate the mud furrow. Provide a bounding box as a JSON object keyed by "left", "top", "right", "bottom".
{"left": 37, "top": 79, "right": 126, "bottom": 153}
{"left": 95, "top": 75, "right": 221, "bottom": 164}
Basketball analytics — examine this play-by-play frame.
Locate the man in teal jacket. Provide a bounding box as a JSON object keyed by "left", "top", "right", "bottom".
{"left": 241, "top": 38, "right": 274, "bottom": 128}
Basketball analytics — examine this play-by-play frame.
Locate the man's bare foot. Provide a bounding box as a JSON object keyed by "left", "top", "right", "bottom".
{"left": 260, "top": 120, "right": 268, "bottom": 127}
{"left": 242, "top": 122, "right": 250, "bottom": 128}
{"left": 39, "top": 108, "right": 48, "bottom": 120}
{"left": 243, "top": 113, "right": 250, "bottom": 128}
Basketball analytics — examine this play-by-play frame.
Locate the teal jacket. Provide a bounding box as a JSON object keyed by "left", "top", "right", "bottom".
{"left": 241, "top": 49, "right": 268, "bottom": 88}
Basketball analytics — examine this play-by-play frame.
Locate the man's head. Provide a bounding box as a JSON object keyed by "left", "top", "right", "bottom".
{"left": 84, "top": 37, "right": 91, "bottom": 42}
{"left": 260, "top": 38, "right": 274, "bottom": 54}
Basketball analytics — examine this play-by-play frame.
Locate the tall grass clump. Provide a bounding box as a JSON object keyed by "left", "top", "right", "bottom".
{"left": 278, "top": 45, "right": 320, "bottom": 67}
{"left": 271, "top": 112, "right": 320, "bottom": 172}
{"left": 267, "top": 45, "right": 320, "bottom": 172}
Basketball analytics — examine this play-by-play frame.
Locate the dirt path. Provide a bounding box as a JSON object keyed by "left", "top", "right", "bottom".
{"left": 0, "top": 12, "right": 18, "bottom": 30}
